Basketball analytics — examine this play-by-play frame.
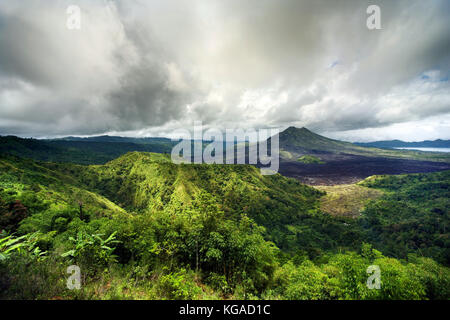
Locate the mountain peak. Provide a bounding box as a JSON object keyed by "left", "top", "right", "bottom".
{"left": 283, "top": 126, "right": 311, "bottom": 134}
{"left": 277, "top": 126, "right": 357, "bottom": 154}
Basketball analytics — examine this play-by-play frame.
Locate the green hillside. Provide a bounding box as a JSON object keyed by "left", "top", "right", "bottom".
{"left": 0, "top": 135, "right": 174, "bottom": 165}
{"left": 316, "top": 184, "right": 383, "bottom": 218}
{"left": 0, "top": 155, "right": 128, "bottom": 233}
{"left": 46, "top": 152, "right": 361, "bottom": 254}
{"left": 359, "top": 171, "right": 450, "bottom": 265}
{"left": 0, "top": 153, "right": 449, "bottom": 300}
{"left": 315, "top": 171, "right": 450, "bottom": 266}
{"left": 3, "top": 128, "right": 450, "bottom": 168}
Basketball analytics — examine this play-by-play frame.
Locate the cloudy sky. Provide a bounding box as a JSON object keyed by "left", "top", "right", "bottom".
{"left": 0, "top": 0, "right": 449, "bottom": 142}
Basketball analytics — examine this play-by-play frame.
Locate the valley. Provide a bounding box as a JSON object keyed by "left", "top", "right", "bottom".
{"left": 0, "top": 127, "right": 449, "bottom": 300}
{"left": 2, "top": 127, "right": 450, "bottom": 187}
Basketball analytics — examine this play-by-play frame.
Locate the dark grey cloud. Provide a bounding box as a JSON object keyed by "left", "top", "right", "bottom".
{"left": 0, "top": 0, "right": 449, "bottom": 140}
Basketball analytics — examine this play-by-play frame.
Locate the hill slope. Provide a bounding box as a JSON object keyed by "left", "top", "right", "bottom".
{"left": 54, "top": 152, "right": 362, "bottom": 253}
{"left": 1, "top": 152, "right": 449, "bottom": 299}
{"left": 358, "top": 170, "right": 450, "bottom": 265}
{"left": 278, "top": 127, "right": 364, "bottom": 154}
{"left": 0, "top": 155, "right": 127, "bottom": 234}
{"left": 276, "top": 127, "right": 450, "bottom": 162}
{"left": 1, "top": 152, "right": 361, "bottom": 254}
{"left": 2, "top": 129, "right": 449, "bottom": 167}
{"left": 0, "top": 135, "right": 174, "bottom": 164}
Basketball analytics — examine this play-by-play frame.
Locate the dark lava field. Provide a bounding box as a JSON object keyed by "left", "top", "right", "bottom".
{"left": 278, "top": 154, "right": 450, "bottom": 185}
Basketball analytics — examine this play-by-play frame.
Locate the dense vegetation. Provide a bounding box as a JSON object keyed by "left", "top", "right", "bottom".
{"left": 316, "top": 184, "right": 383, "bottom": 218}
{"left": 359, "top": 171, "right": 450, "bottom": 266}
{"left": 0, "top": 153, "right": 449, "bottom": 300}
{"left": 0, "top": 135, "right": 175, "bottom": 164}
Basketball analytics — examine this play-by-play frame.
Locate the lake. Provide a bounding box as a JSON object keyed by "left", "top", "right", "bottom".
{"left": 394, "top": 147, "right": 450, "bottom": 153}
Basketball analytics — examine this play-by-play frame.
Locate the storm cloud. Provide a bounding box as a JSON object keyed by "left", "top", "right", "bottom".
{"left": 0, "top": 0, "right": 449, "bottom": 141}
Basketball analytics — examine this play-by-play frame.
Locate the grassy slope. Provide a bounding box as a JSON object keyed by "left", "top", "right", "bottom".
{"left": 54, "top": 152, "right": 362, "bottom": 253}
{"left": 3, "top": 151, "right": 447, "bottom": 262}
{"left": 0, "top": 155, "right": 128, "bottom": 231}
{"left": 315, "top": 184, "right": 383, "bottom": 218}
{"left": 359, "top": 170, "right": 450, "bottom": 264}
{"left": 3, "top": 128, "right": 450, "bottom": 168}
{"left": 1, "top": 152, "right": 363, "bottom": 255}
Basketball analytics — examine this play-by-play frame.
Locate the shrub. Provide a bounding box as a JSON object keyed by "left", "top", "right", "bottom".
{"left": 61, "top": 231, "right": 120, "bottom": 274}
{"left": 156, "top": 268, "right": 202, "bottom": 300}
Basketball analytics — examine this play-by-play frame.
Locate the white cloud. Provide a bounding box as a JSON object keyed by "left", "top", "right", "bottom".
{"left": 0, "top": 0, "right": 449, "bottom": 140}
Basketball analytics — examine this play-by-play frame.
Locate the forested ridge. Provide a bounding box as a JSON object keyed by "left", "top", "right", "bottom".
{"left": 359, "top": 171, "right": 450, "bottom": 265}
{"left": 0, "top": 152, "right": 448, "bottom": 299}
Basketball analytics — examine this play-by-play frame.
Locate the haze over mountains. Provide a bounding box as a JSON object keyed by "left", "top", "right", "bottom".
{"left": 2, "top": 126, "right": 449, "bottom": 186}
{"left": 354, "top": 139, "right": 450, "bottom": 149}
{"left": 0, "top": 134, "right": 175, "bottom": 164}
{"left": 2, "top": 126, "right": 450, "bottom": 164}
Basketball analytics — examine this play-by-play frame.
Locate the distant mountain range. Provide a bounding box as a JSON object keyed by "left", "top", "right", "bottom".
{"left": 0, "top": 135, "right": 175, "bottom": 164}
{"left": 274, "top": 127, "right": 450, "bottom": 162}
{"left": 354, "top": 139, "right": 450, "bottom": 149}
{"left": 54, "top": 135, "right": 173, "bottom": 144}
{"left": 1, "top": 127, "right": 450, "bottom": 165}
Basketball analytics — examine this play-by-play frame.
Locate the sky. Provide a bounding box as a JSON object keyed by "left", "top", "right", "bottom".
{"left": 0, "top": 0, "right": 449, "bottom": 142}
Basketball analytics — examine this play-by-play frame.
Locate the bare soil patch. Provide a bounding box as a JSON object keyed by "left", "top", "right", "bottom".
{"left": 315, "top": 184, "right": 383, "bottom": 218}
